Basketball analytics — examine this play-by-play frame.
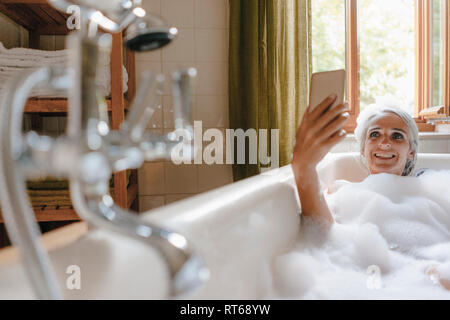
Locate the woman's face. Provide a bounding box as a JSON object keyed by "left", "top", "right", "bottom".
{"left": 362, "top": 112, "right": 414, "bottom": 176}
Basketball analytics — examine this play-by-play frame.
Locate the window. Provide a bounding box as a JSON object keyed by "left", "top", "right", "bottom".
{"left": 312, "top": 0, "right": 450, "bottom": 132}
{"left": 432, "top": 0, "right": 444, "bottom": 107}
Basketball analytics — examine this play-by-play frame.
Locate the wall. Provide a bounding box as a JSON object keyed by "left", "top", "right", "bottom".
{"left": 135, "top": 0, "right": 233, "bottom": 211}
{"left": 0, "top": 1, "right": 233, "bottom": 213}
{"left": 3, "top": 2, "right": 448, "bottom": 214}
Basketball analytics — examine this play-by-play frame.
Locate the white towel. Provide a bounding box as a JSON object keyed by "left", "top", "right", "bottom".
{"left": 0, "top": 42, "right": 127, "bottom": 97}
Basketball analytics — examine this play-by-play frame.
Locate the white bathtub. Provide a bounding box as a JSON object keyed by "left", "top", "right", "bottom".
{"left": 0, "top": 152, "right": 449, "bottom": 299}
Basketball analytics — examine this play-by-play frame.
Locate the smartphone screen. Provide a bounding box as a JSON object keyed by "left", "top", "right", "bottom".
{"left": 309, "top": 69, "right": 346, "bottom": 112}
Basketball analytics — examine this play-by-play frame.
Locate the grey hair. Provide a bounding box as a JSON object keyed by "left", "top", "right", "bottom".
{"left": 354, "top": 101, "right": 419, "bottom": 176}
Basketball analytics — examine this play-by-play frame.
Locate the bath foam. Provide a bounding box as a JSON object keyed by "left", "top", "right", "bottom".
{"left": 267, "top": 170, "right": 450, "bottom": 299}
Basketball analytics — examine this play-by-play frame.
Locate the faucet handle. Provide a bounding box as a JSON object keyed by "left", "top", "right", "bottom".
{"left": 172, "top": 68, "right": 196, "bottom": 134}
{"left": 121, "top": 71, "right": 164, "bottom": 142}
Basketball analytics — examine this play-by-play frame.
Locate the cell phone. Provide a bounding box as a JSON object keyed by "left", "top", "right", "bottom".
{"left": 309, "top": 69, "right": 346, "bottom": 112}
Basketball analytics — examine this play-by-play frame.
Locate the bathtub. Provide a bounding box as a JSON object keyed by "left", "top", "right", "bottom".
{"left": 0, "top": 152, "right": 449, "bottom": 299}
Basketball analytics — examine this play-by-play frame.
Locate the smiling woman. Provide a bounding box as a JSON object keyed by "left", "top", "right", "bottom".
{"left": 291, "top": 96, "right": 420, "bottom": 225}
{"left": 363, "top": 115, "right": 414, "bottom": 175}
{"left": 291, "top": 97, "right": 450, "bottom": 292}
{"left": 355, "top": 101, "right": 420, "bottom": 176}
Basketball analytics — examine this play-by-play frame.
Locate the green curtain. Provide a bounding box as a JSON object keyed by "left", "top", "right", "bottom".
{"left": 229, "top": 0, "right": 312, "bottom": 181}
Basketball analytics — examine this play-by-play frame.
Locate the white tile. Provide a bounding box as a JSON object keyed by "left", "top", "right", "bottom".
{"left": 164, "top": 162, "right": 198, "bottom": 194}
{"left": 162, "top": 28, "right": 195, "bottom": 62}
{"left": 162, "top": 0, "right": 195, "bottom": 28}
{"left": 138, "top": 162, "right": 165, "bottom": 195}
{"left": 134, "top": 48, "right": 162, "bottom": 62}
{"left": 146, "top": 99, "right": 163, "bottom": 129}
{"left": 194, "top": 95, "right": 228, "bottom": 128}
{"left": 162, "top": 94, "right": 197, "bottom": 128}
{"left": 143, "top": 129, "right": 166, "bottom": 160}
{"left": 195, "top": 0, "right": 228, "bottom": 28}
{"left": 195, "top": 62, "right": 228, "bottom": 95}
{"left": 139, "top": 195, "right": 165, "bottom": 212}
{"left": 162, "top": 62, "right": 196, "bottom": 95}
{"left": 135, "top": 61, "right": 162, "bottom": 83}
{"left": 195, "top": 29, "right": 228, "bottom": 62}
{"left": 198, "top": 163, "right": 233, "bottom": 192}
{"left": 162, "top": 95, "right": 175, "bottom": 128}
{"left": 141, "top": 0, "right": 161, "bottom": 14}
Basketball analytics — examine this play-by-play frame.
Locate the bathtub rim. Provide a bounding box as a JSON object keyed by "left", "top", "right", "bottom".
{"left": 0, "top": 152, "right": 448, "bottom": 265}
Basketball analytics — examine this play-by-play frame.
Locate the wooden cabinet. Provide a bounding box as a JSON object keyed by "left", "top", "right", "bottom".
{"left": 0, "top": 0, "right": 139, "bottom": 223}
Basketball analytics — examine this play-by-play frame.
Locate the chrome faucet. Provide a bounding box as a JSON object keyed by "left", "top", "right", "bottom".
{"left": 0, "top": 0, "right": 208, "bottom": 300}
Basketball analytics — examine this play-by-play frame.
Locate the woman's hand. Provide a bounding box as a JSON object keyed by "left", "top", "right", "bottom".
{"left": 292, "top": 94, "right": 349, "bottom": 178}
{"left": 291, "top": 93, "right": 349, "bottom": 225}
{"left": 426, "top": 266, "right": 450, "bottom": 291}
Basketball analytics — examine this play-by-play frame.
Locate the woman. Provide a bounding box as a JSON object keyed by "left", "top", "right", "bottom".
{"left": 292, "top": 94, "right": 418, "bottom": 225}
{"left": 291, "top": 95, "right": 450, "bottom": 291}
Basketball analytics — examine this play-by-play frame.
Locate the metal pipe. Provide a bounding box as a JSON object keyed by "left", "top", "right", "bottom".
{"left": 69, "top": 178, "right": 209, "bottom": 297}
{"left": 0, "top": 68, "right": 64, "bottom": 299}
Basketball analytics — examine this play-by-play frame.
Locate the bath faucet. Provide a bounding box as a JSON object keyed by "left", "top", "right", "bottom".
{"left": 0, "top": 1, "right": 208, "bottom": 300}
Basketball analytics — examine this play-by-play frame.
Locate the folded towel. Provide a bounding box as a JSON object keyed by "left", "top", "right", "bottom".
{"left": 0, "top": 42, "right": 110, "bottom": 65}
{"left": 0, "top": 42, "right": 127, "bottom": 97}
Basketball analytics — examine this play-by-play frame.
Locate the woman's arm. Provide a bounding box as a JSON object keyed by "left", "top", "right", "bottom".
{"left": 292, "top": 94, "right": 349, "bottom": 226}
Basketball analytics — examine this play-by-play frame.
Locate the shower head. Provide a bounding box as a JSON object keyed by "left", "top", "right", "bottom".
{"left": 124, "top": 16, "right": 178, "bottom": 52}
{"left": 48, "top": 0, "right": 177, "bottom": 51}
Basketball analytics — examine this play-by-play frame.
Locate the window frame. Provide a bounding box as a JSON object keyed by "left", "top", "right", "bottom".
{"left": 341, "top": 0, "right": 450, "bottom": 133}
{"left": 444, "top": 0, "right": 450, "bottom": 116}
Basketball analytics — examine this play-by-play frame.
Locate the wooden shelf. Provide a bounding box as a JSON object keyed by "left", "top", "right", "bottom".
{"left": 0, "top": 0, "right": 139, "bottom": 228}
{"left": 24, "top": 97, "right": 131, "bottom": 113}
{"left": 0, "top": 182, "right": 139, "bottom": 222}
{"left": 0, "top": 206, "right": 79, "bottom": 223}
{"left": 0, "top": 0, "right": 70, "bottom": 36}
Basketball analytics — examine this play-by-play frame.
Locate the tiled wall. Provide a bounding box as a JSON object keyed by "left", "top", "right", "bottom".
{"left": 136, "top": 0, "right": 233, "bottom": 212}
{"left": 0, "top": 1, "right": 233, "bottom": 214}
